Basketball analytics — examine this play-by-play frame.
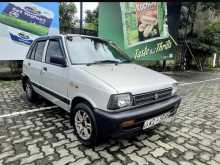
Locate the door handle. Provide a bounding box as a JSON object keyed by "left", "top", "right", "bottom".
{"left": 43, "top": 67, "right": 47, "bottom": 71}
{"left": 27, "top": 62, "right": 31, "bottom": 66}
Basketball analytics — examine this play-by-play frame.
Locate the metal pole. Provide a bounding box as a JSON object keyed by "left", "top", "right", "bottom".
{"left": 80, "top": 2, "right": 83, "bottom": 34}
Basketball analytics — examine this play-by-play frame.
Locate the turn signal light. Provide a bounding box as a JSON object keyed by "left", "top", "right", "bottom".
{"left": 120, "top": 119, "right": 135, "bottom": 128}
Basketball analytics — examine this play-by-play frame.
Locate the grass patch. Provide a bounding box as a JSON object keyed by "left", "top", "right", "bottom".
{"left": 0, "top": 13, "right": 49, "bottom": 36}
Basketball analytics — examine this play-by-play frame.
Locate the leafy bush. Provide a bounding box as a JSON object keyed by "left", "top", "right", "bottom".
{"left": 60, "top": 2, "right": 77, "bottom": 33}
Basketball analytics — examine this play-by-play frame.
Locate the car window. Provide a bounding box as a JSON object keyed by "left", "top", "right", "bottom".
{"left": 34, "top": 41, "right": 46, "bottom": 62}
{"left": 45, "top": 39, "right": 64, "bottom": 64}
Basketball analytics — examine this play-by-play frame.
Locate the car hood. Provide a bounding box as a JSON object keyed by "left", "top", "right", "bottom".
{"left": 82, "top": 63, "right": 177, "bottom": 94}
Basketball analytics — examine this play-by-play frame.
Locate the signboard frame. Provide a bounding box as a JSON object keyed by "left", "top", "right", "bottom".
{"left": 98, "top": 2, "right": 177, "bottom": 61}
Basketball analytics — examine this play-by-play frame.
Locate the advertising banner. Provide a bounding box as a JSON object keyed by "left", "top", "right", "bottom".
{"left": 0, "top": 2, "right": 59, "bottom": 60}
{"left": 99, "top": 2, "right": 176, "bottom": 61}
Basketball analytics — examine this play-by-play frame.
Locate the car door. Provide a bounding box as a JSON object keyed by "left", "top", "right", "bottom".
{"left": 41, "top": 37, "right": 70, "bottom": 110}
{"left": 23, "top": 40, "right": 47, "bottom": 86}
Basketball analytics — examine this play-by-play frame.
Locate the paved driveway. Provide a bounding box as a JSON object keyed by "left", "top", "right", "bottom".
{"left": 0, "top": 71, "right": 220, "bottom": 165}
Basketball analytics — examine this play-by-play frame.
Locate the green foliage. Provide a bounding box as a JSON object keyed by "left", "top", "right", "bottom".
{"left": 59, "top": 2, "right": 77, "bottom": 33}
{"left": 204, "top": 19, "right": 220, "bottom": 52}
{"left": 178, "top": 2, "right": 220, "bottom": 68}
{"left": 84, "top": 6, "right": 98, "bottom": 31}
{"left": 199, "top": 2, "right": 220, "bottom": 11}
{"left": 206, "top": 19, "right": 220, "bottom": 34}
{"left": 181, "top": 2, "right": 220, "bottom": 56}
{"left": 189, "top": 18, "right": 220, "bottom": 55}
{"left": 84, "top": 23, "right": 97, "bottom": 31}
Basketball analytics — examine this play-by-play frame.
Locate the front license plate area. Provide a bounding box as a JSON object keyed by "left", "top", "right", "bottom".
{"left": 143, "top": 112, "right": 170, "bottom": 130}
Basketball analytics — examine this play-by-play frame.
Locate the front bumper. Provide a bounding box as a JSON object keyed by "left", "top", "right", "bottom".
{"left": 93, "top": 95, "right": 181, "bottom": 138}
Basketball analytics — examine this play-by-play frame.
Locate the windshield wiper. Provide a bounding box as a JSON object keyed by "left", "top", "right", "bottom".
{"left": 86, "top": 60, "right": 119, "bottom": 66}
{"left": 119, "top": 60, "right": 132, "bottom": 64}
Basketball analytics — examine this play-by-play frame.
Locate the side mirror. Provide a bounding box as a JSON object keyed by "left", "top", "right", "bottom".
{"left": 50, "top": 56, "right": 66, "bottom": 67}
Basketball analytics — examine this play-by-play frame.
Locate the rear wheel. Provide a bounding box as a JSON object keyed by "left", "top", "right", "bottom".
{"left": 24, "top": 79, "right": 38, "bottom": 102}
{"left": 71, "top": 102, "right": 99, "bottom": 146}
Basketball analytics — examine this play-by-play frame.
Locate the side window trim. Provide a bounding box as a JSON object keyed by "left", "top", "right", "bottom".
{"left": 64, "top": 36, "right": 71, "bottom": 64}
{"left": 27, "top": 41, "right": 37, "bottom": 60}
{"left": 26, "top": 42, "right": 35, "bottom": 59}
{"left": 59, "top": 37, "right": 67, "bottom": 59}
{"left": 31, "top": 42, "right": 38, "bottom": 60}
{"left": 42, "top": 40, "right": 49, "bottom": 63}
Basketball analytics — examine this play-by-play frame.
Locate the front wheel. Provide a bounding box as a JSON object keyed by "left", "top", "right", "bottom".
{"left": 71, "top": 103, "right": 99, "bottom": 146}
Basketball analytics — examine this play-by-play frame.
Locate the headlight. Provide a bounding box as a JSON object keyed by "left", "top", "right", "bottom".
{"left": 172, "top": 83, "right": 178, "bottom": 95}
{"left": 108, "top": 93, "right": 133, "bottom": 110}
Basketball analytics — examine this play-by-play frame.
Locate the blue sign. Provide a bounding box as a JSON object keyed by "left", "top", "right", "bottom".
{"left": 0, "top": 2, "right": 59, "bottom": 60}
{"left": 3, "top": 3, "right": 53, "bottom": 28}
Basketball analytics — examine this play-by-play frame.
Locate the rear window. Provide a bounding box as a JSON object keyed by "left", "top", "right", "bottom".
{"left": 26, "top": 40, "right": 46, "bottom": 61}
{"left": 34, "top": 41, "right": 47, "bottom": 62}
{"left": 26, "top": 43, "right": 35, "bottom": 59}
{"left": 31, "top": 45, "right": 37, "bottom": 60}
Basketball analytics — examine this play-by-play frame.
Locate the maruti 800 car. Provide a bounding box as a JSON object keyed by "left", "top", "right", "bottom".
{"left": 22, "top": 34, "right": 181, "bottom": 145}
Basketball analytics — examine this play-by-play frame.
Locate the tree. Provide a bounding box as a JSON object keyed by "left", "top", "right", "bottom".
{"left": 179, "top": 2, "right": 220, "bottom": 68}
{"left": 204, "top": 19, "right": 220, "bottom": 53}
{"left": 59, "top": 2, "right": 77, "bottom": 33}
{"left": 190, "top": 3, "right": 220, "bottom": 52}
{"left": 84, "top": 6, "right": 98, "bottom": 31}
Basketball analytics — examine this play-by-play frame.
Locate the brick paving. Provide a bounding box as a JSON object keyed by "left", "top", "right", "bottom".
{"left": 0, "top": 71, "right": 220, "bottom": 165}
{"left": 0, "top": 81, "right": 53, "bottom": 115}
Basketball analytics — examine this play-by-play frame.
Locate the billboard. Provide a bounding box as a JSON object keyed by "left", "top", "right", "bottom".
{"left": 0, "top": 2, "right": 59, "bottom": 60}
{"left": 99, "top": 2, "right": 177, "bottom": 61}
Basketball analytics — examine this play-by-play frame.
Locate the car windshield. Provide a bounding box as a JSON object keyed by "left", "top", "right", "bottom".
{"left": 66, "top": 36, "right": 131, "bottom": 65}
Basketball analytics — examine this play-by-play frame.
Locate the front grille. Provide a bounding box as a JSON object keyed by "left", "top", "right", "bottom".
{"left": 134, "top": 88, "right": 172, "bottom": 106}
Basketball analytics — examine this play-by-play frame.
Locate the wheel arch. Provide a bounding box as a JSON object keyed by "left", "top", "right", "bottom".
{"left": 70, "top": 96, "right": 95, "bottom": 113}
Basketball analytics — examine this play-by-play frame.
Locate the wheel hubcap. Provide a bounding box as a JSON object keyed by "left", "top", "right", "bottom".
{"left": 26, "top": 83, "right": 32, "bottom": 98}
{"left": 74, "top": 110, "right": 92, "bottom": 140}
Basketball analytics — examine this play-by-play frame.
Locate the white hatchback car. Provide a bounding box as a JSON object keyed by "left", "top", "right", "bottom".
{"left": 22, "top": 34, "right": 181, "bottom": 145}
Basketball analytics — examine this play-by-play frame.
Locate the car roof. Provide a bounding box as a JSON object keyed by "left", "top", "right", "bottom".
{"left": 34, "top": 34, "right": 109, "bottom": 42}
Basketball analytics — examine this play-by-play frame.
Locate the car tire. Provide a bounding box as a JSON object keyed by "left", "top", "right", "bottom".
{"left": 71, "top": 102, "right": 99, "bottom": 146}
{"left": 24, "top": 79, "right": 38, "bottom": 102}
